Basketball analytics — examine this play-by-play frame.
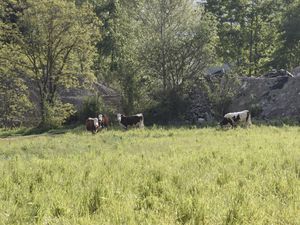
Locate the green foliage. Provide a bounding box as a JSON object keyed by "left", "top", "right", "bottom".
{"left": 206, "top": 0, "right": 284, "bottom": 76}
{"left": 0, "top": 6, "right": 31, "bottom": 127}
{"left": 78, "top": 95, "right": 105, "bottom": 121}
{"left": 200, "top": 71, "right": 240, "bottom": 118}
{"left": 139, "top": 0, "right": 218, "bottom": 91}
{"left": 2, "top": 0, "right": 101, "bottom": 127}
{"left": 1, "top": 0, "right": 300, "bottom": 127}
{"left": 0, "top": 78, "right": 31, "bottom": 128}
{"left": 144, "top": 89, "right": 190, "bottom": 125}
{"left": 0, "top": 126, "right": 299, "bottom": 224}
{"left": 272, "top": 1, "right": 300, "bottom": 70}
{"left": 77, "top": 94, "right": 117, "bottom": 125}
{"left": 41, "top": 100, "right": 76, "bottom": 129}
{"left": 90, "top": 0, "right": 219, "bottom": 114}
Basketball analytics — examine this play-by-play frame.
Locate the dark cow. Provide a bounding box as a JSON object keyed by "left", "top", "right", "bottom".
{"left": 220, "top": 110, "right": 252, "bottom": 128}
{"left": 98, "top": 114, "right": 109, "bottom": 129}
{"left": 86, "top": 115, "right": 101, "bottom": 133}
{"left": 117, "top": 113, "right": 144, "bottom": 129}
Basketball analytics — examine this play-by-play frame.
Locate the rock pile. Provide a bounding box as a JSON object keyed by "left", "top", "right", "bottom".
{"left": 187, "top": 87, "right": 212, "bottom": 124}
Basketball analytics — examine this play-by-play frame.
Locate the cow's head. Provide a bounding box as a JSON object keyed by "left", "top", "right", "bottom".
{"left": 98, "top": 114, "right": 103, "bottom": 122}
{"left": 220, "top": 118, "right": 231, "bottom": 127}
{"left": 117, "top": 113, "right": 123, "bottom": 122}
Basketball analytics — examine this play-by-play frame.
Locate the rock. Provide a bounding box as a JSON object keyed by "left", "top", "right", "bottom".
{"left": 189, "top": 76, "right": 300, "bottom": 122}
{"left": 262, "top": 69, "right": 294, "bottom": 78}
{"left": 292, "top": 66, "right": 300, "bottom": 77}
{"left": 229, "top": 76, "right": 300, "bottom": 120}
{"left": 187, "top": 86, "right": 213, "bottom": 123}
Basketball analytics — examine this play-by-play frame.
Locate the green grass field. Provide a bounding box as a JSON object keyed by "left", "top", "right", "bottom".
{"left": 0, "top": 126, "right": 299, "bottom": 225}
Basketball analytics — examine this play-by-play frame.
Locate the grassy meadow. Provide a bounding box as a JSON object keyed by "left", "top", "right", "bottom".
{"left": 0, "top": 126, "right": 299, "bottom": 225}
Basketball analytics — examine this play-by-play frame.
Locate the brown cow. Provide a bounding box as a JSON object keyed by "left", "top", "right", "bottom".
{"left": 86, "top": 117, "right": 100, "bottom": 134}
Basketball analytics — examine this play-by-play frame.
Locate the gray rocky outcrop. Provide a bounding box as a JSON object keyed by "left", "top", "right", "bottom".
{"left": 189, "top": 76, "right": 300, "bottom": 123}
{"left": 228, "top": 76, "right": 300, "bottom": 120}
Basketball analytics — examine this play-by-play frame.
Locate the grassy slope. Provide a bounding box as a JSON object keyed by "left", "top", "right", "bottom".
{"left": 0, "top": 126, "right": 299, "bottom": 225}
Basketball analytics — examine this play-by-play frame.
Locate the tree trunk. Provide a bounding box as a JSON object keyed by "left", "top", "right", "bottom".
{"left": 160, "top": 0, "right": 167, "bottom": 91}
{"left": 249, "top": 19, "right": 254, "bottom": 77}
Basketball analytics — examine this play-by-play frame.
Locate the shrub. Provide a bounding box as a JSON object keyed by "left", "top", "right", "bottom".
{"left": 144, "top": 89, "right": 190, "bottom": 125}
{"left": 78, "top": 95, "right": 105, "bottom": 122}
{"left": 42, "top": 100, "right": 75, "bottom": 128}
{"left": 195, "top": 70, "right": 240, "bottom": 119}
{"left": 77, "top": 95, "right": 117, "bottom": 125}
{"left": 250, "top": 104, "right": 263, "bottom": 118}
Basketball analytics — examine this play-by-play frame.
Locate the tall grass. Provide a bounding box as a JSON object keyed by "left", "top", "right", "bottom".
{"left": 0, "top": 126, "right": 299, "bottom": 224}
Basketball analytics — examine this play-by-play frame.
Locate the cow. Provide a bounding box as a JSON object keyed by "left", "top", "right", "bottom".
{"left": 117, "top": 113, "right": 144, "bottom": 129}
{"left": 220, "top": 110, "right": 252, "bottom": 128}
{"left": 98, "top": 114, "right": 109, "bottom": 129}
{"left": 86, "top": 115, "right": 101, "bottom": 133}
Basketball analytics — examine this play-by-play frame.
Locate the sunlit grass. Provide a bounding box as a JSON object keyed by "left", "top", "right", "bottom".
{"left": 0, "top": 126, "right": 299, "bottom": 224}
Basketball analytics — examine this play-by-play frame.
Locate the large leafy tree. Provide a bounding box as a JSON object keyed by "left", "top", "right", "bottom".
{"left": 139, "top": 0, "right": 218, "bottom": 91}
{"left": 0, "top": 0, "right": 31, "bottom": 127}
{"left": 3, "top": 0, "right": 101, "bottom": 127}
{"left": 84, "top": 0, "right": 144, "bottom": 113}
{"left": 272, "top": 0, "right": 300, "bottom": 70}
{"left": 206, "top": 0, "right": 283, "bottom": 76}
{"left": 0, "top": 50, "right": 31, "bottom": 127}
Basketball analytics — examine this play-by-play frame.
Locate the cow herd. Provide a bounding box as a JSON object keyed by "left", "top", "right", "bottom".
{"left": 86, "top": 113, "right": 144, "bottom": 133}
{"left": 86, "top": 110, "right": 252, "bottom": 133}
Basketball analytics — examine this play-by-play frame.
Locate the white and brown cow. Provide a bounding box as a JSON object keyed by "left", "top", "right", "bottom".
{"left": 220, "top": 110, "right": 252, "bottom": 128}
{"left": 86, "top": 117, "right": 100, "bottom": 133}
{"left": 86, "top": 114, "right": 102, "bottom": 133}
{"left": 117, "top": 113, "right": 144, "bottom": 129}
{"left": 98, "top": 114, "right": 110, "bottom": 129}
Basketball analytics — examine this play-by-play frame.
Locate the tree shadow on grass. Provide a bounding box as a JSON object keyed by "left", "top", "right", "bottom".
{"left": 0, "top": 124, "right": 84, "bottom": 138}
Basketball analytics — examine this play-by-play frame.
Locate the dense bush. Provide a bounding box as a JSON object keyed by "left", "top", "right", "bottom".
{"left": 41, "top": 100, "right": 75, "bottom": 129}
{"left": 197, "top": 71, "right": 240, "bottom": 119}
{"left": 77, "top": 95, "right": 104, "bottom": 122}
{"left": 77, "top": 95, "right": 118, "bottom": 125}
{"left": 144, "top": 89, "right": 190, "bottom": 125}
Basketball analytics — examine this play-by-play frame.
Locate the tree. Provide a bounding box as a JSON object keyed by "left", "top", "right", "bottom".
{"left": 3, "top": 0, "right": 101, "bottom": 127}
{"left": 206, "top": 0, "right": 283, "bottom": 76}
{"left": 88, "top": 0, "right": 144, "bottom": 114}
{"left": 139, "top": 0, "right": 218, "bottom": 91}
{"left": 0, "top": 0, "right": 31, "bottom": 127}
{"left": 272, "top": 0, "right": 300, "bottom": 70}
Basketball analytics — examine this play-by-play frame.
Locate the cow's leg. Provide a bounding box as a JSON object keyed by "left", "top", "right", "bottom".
{"left": 139, "top": 121, "right": 144, "bottom": 128}
{"left": 247, "top": 113, "right": 252, "bottom": 127}
{"left": 228, "top": 119, "right": 234, "bottom": 128}
{"left": 93, "top": 126, "right": 99, "bottom": 134}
